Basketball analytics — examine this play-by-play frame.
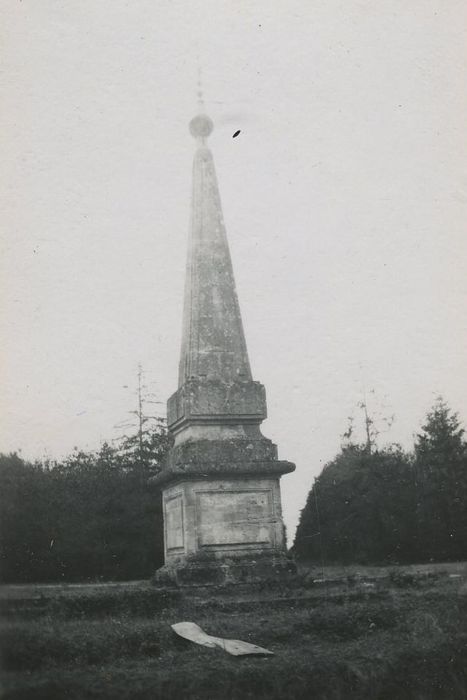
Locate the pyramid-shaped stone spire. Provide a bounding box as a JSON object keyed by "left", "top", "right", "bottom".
{"left": 167, "top": 114, "right": 268, "bottom": 438}
{"left": 178, "top": 114, "right": 252, "bottom": 386}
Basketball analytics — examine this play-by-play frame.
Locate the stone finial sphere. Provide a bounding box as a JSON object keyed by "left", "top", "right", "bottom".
{"left": 189, "top": 114, "right": 214, "bottom": 139}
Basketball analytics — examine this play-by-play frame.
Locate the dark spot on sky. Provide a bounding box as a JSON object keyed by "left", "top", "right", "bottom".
{"left": 233, "top": 130, "right": 241, "bottom": 138}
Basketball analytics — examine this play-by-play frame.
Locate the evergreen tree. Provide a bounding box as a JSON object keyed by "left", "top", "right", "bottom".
{"left": 414, "top": 398, "right": 467, "bottom": 561}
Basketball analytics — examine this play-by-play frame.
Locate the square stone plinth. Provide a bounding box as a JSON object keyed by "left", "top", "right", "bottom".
{"left": 154, "top": 476, "right": 294, "bottom": 585}
{"left": 162, "top": 477, "right": 285, "bottom": 562}
{"left": 154, "top": 476, "right": 295, "bottom": 586}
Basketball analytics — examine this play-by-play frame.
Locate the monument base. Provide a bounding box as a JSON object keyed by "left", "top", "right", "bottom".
{"left": 153, "top": 474, "right": 294, "bottom": 586}
{"left": 153, "top": 550, "right": 296, "bottom": 587}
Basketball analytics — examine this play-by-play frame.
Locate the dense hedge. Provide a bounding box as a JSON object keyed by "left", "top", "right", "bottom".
{"left": 294, "top": 399, "right": 467, "bottom": 564}
{"left": 0, "top": 429, "right": 169, "bottom": 583}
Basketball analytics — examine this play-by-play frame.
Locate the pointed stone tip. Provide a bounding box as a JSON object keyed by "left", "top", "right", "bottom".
{"left": 189, "top": 114, "right": 214, "bottom": 140}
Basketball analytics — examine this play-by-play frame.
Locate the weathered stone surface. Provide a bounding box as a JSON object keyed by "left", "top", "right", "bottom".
{"left": 154, "top": 550, "right": 297, "bottom": 587}
{"left": 169, "top": 436, "right": 278, "bottom": 466}
{"left": 178, "top": 145, "right": 252, "bottom": 388}
{"left": 165, "top": 494, "right": 184, "bottom": 551}
{"left": 151, "top": 460, "right": 295, "bottom": 488}
{"left": 167, "top": 378, "right": 266, "bottom": 434}
{"left": 162, "top": 478, "right": 285, "bottom": 559}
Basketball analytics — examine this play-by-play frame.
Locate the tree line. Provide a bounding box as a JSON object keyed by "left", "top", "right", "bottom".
{"left": 293, "top": 398, "right": 467, "bottom": 565}
{"left": 2, "top": 396, "right": 466, "bottom": 583}
{"left": 0, "top": 370, "right": 171, "bottom": 584}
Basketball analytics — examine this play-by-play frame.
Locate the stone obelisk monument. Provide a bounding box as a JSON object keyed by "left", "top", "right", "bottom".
{"left": 153, "top": 112, "right": 295, "bottom": 585}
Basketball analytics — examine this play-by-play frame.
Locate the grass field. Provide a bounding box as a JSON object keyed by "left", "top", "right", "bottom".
{"left": 1, "top": 563, "right": 467, "bottom": 699}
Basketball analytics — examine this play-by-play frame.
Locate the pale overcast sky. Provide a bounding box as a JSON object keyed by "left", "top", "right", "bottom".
{"left": 2, "top": 1, "right": 466, "bottom": 539}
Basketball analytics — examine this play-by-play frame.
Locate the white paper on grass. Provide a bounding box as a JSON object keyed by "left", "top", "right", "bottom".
{"left": 171, "top": 621, "right": 274, "bottom": 656}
